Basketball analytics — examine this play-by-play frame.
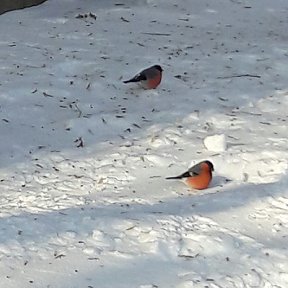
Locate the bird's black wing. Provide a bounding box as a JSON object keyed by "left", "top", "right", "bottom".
{"left": 188, "top": 163, "right": 202, "bottom": 176}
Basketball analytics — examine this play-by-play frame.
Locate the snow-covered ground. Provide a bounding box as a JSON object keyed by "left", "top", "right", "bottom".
{"left": 0, "top": 0, "right": 288, "bottom": 287}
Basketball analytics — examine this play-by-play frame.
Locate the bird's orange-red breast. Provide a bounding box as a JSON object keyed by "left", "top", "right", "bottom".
{"left": 123, "top": 65, "right": 163, "bottom": 89}
{"left": 166, "top": 160, "right": 214, "bottom": 190}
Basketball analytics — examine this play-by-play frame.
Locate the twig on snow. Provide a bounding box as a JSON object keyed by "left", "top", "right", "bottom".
{"left": 217, "top": 74, "right": 261, "bottom": 79}
{"left": 141, "top": 32, "right": 171, "bottom": 36}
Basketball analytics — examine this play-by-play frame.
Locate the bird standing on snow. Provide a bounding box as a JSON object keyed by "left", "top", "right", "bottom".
{"left": 123, "top": 65, "right": 163, "bottom": 89}
{"left": 166, "top": 160, "right": 214, "bottom": 190}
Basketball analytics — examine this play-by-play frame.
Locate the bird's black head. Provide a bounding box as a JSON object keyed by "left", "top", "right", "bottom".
{"left": 153, "top": 65, "right": 163, "bottom": 72}
{"left": 204, "top": 160, "right": 214, "bottom": 171}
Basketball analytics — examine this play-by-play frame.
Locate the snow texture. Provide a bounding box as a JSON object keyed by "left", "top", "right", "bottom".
{"left": 0, "top": 0, "right": 288, "bottom": 287}
{"left": 203, "top": 134, "right": 227, "bottom": 152}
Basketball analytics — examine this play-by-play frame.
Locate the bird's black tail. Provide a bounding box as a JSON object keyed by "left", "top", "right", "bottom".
{"left": 123, "top": 73, "right": 146, "bottom": 84}
{"left": 166, "top": 171, "right": 190, "bottom": 180}
{"left": 123, "top": 78, "right": 137, "bottom": 84}
{"left": 165, "top": 176, "right": 182, "bottom": 180}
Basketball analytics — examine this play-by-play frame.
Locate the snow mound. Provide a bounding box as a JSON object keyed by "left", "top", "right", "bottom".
{"left": 203, "top": 134, "right": 227, "bottom": 152}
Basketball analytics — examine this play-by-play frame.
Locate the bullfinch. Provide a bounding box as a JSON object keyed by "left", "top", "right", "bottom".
{"left": 166, "top": 160, "right": 214, "bottom": 190}
{"left": 123, "top": 64, "right": 163, "bottom": 89}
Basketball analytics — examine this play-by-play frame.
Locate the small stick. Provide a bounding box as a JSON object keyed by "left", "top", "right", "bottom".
{"left": 217, "top": 74, "right": 261, "bottom": 79}
{"left": 141, "top": 32, "right": 171, "bottom": 36}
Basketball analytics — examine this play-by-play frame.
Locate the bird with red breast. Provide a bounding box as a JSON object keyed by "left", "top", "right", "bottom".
{"left": 166, "top": 160, "right": 214, "bottom": 190}
{"left": 123, "top": 64, "right": 163, "bottom": 89}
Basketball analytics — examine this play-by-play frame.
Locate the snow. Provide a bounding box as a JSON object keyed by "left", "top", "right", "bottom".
{"left": 203, "top": 134, "right": 227, "bottom": 152}
{"left": 0, "top": 0, "right": 288, "bottom": 287}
